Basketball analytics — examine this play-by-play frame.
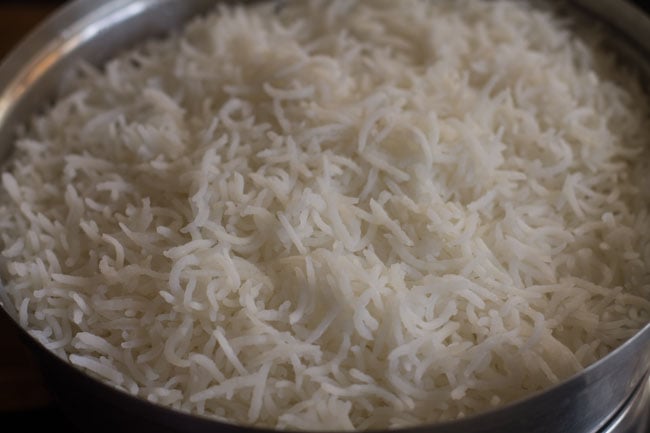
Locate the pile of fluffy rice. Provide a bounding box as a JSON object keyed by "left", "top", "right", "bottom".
{"left": 1, "top": 0, "right": 649, "bottom": 430}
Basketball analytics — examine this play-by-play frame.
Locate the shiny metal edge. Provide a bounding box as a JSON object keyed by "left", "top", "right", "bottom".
{"left": 0, "top": 0, "right": 217, "bottom": 160}
{"left": 0, "top": 0, "right": 133, "bottom": 115}
{"left": 574, "top": 0, "right": 650, "bottom": 54}
{"left": 0, "top": 0, "right": 648, "bottom": 432}
{"left": 601, "top": 373, "right": 650, "bottom": 433}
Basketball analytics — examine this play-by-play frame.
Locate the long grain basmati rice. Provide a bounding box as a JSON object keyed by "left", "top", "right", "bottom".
{"left": 1, "top": 0, "right": 650, "bottom": 430}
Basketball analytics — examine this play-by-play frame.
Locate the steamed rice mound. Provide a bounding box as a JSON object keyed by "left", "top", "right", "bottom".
{"left": 1, "top": 0, "right": 650, "bottom": 430}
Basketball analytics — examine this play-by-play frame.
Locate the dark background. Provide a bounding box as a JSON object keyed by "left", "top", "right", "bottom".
{"left": 0, "top": 0, "right": 648, "bottom": 431}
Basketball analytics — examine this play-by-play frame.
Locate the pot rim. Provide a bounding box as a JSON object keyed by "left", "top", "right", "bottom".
{"left": 0, "top": 0, "right": 649, "bottom": 431}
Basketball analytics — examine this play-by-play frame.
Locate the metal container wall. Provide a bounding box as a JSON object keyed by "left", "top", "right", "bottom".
{"left": 0, "top": 1, "right": 649, "bottom": 432}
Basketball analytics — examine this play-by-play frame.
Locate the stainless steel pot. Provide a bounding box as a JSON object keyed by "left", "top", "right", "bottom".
{"left": 0, "top": 1, "right": 649, "bottom": 432}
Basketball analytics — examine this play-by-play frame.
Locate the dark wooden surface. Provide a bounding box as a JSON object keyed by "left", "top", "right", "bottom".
{"left": 0, "top": 3, "right": 58, "bottom": 59}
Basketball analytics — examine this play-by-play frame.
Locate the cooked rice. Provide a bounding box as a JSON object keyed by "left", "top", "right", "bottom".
{"left": 1, "top": 0, "right": 649, "bottom": 430}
